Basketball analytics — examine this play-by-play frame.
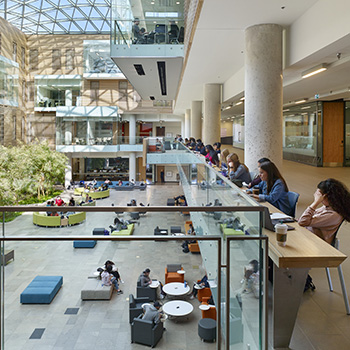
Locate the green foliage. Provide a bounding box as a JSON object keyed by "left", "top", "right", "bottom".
{"left": 0, "top": 141, "right": 68, "bottom": 206}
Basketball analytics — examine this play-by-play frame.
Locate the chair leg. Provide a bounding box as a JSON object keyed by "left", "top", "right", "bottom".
{"left": 325, "top": 267, "right": 333, "bottom": 292}
{"left": 337, "top": 264, "right": 350, "bottom": 315}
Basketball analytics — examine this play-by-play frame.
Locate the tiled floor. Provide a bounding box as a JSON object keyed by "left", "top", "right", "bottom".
{"left": 3, "top": 155, "right": 350, "bottom": 350}
{"left": 3, "top": 185, "right": 219, "bottom": 350}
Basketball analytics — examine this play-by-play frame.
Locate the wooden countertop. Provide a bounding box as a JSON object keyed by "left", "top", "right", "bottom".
{"left": 263, "top": 202, "right": 347, "bottom": 269}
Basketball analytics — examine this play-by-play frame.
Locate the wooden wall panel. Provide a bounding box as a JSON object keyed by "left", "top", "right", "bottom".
{"left": 323, "top": 101, "right": 344, "bottom": 165}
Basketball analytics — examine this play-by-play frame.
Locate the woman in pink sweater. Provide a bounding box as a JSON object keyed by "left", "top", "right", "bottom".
{"left": 298, "top": 179, "right": 350, "bottom": 244}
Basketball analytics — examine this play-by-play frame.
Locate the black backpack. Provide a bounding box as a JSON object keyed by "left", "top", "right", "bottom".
{"left": 304, "top": 274, "right": 316, "bottom": 292}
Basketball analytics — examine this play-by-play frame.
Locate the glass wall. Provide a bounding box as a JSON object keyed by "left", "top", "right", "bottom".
{"left": 0, "top": 55, "right": 19, "bottom": 107}
{"left": 83, "top": 40, "right": 122, "bottom": 75}
{"left": 283, "top": 102, "right": 322, "bottom": 166}
{"left": 112, "top": 0, "right": 184, "bottom": 45}
{"left": 35, "top": 77, "right": 81, "bottom": 108}
{"left": 56, "top": 116, "right": 119, "bottom": 145}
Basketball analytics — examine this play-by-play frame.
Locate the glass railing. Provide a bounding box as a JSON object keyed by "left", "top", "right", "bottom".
{"left": 0, "top": 203, "right": 266, "bottom": 350}
{"left": 111, "top": 0, "right": 184, "bottom": 46}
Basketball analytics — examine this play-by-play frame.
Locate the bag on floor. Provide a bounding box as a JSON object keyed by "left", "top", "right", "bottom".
{"left": 304, "top": 274, "right": 316, "bottom": 292}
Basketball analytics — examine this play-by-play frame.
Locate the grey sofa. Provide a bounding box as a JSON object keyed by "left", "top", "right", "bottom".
{"left": 131, "top": 315, "right": 164, "bottom": 348}
{"left": 136, "top": 280, "right": 157, "bottom": 301}
{"left": 129, "top": 294, "right": 150, "bottom": 323}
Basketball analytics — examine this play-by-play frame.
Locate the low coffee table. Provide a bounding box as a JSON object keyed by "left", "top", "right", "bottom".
{"left": 163, "top": 282, "right": 190, "bottom": 297}
{"left": 163, "top": 300, "right": 194, "bottom": 319}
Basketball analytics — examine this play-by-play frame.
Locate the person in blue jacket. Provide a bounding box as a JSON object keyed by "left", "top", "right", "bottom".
{"left": 248, "top": 161, "right": 292, "bottom": 216}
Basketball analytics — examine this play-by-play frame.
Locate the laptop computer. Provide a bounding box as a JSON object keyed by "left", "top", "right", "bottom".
{"left": 262, "top": 206, "right": 295, "bottom": 232}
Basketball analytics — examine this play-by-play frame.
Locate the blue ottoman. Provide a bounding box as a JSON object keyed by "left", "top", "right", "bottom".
{"left": 20, "top": 276, "right": 63, "bottom": 304}
{"left": 73, "top": 240, "right": 97, "bottom": 248}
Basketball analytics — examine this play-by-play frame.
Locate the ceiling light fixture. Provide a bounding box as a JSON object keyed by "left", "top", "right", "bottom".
{"left": 302, "top": 63, "right": 327, "bottom": 79}
{"left": 301, "top": 106, "right": 311, "bottom": 109}
{"left": 295, "top": 99, "right": 307, "bottom": 104}
{"left": 240, "top": 97, "right": 245, "bottom": 101}
{"left": 235, "top": 101, "right": 243, "bottom": 106}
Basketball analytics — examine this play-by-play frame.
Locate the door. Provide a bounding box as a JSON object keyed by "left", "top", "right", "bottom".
{"left": 156, "top": 126, "right": 165, "bottom": 137}
{"left": 156, "top": 165, "right": 165, "bottom": 183}
{"left": 323, "top": 101, "right": 344, "bottom": 166}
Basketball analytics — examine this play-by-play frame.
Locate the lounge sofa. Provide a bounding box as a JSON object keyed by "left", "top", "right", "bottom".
{"left": 115, "top": 181, "right": 135, "bottom": 191}
{"left": 33, "top": 212, "right": 86, "bottom": 227}
{"left": 220, "top": 224, "right": 244, "bottom": 239}
{"left": 20, "top": 276, "right": 63, "bottom": 304}
{"left": 81, "top": 278, "right": 113, "bottom": 300}
{"left": 83, "top": 189, "right": 110, "bottom": 200}
{"left": 110, "top": 223, "right": 134, "bottom": 236}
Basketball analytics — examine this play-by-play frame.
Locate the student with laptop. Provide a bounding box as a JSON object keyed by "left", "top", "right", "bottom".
{"left": 247, "top": 161, "right": 293, "bottom": 216}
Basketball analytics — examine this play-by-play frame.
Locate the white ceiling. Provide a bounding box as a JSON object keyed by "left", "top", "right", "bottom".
{"left": 175, "top": 0, "right": 350, "bottom": 115}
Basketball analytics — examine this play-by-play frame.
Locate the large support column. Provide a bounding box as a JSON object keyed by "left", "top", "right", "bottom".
{"left": 203, "top": 84, "right": 221, "bottom": 145}
{"left": 129, "top": 114, "right": 136, "bottom": 144}
{"left": 65, "top": 121, "right": 72, "bottom": 145}
{"left": 191, "top": 101, "right": 202, "bottom": 140}
{"left": 185, "top": 109, "right": 191, "bottom": 138}
{"left": 245, "top": 24, "right": 283, "bottom": 171}
{"left": 65, "top": 89, "right": 72, "bottom": 106}
{"left": 79, "top": 157, "right": 84, "bottom": 180}
{"left": 129, "top": 153, "right": 136, "bottom": 181}
{"left": 181, "top": 117, "right": 185, "bottom": 138}
{"left": 65, "top": 153, "right": 72, "bottom": 187}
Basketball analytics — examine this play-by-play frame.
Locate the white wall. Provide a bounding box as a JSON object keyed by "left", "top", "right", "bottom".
{"left": 164, "top": 165, "right": 178, "bottom": 182}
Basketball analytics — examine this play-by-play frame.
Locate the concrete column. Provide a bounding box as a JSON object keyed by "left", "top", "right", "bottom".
{"left": 65, "top": 89, "right": 72, "bottom": 106}
{"left": 191, "top": 100, "right": 202, "bottom": 140}
{"left": 203, "top": 84, "right": 221, "bottom": 145}
{"left": 87, "top": 120, "right": 95, "bottom": 145}
{"left": 65, "top": 153, "right": 72, "bottom": 187}
{"left": 79, "top": 157, "right": 84, "bottom": 180}
{"left": 181, "top": 117, "right": 185, "bottom": 138}
{"left": 65, "top": 121, "right": 72, "bottom": 145}
{"left": 129, "top": 153, "right": 136, "bottom": 181}
{"left": 185, "top": 109, "right": 191, "bottom": 138}
{"left": 129, "top": 114, "right": 136, "bottom": 144}
{"left": 245, "top": 24, "right": 283, "bottom": 170}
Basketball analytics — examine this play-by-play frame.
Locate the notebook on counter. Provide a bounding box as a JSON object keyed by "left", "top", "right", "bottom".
{"left": 263, "top": 206, "right": 295, "bottom": 232}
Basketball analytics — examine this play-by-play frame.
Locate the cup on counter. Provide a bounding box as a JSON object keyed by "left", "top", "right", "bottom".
{"left": 252, "top": 188, "right": 259, "bottom": 195}
{"left": 275, "top": 223, "right": 288, "bottom": 246}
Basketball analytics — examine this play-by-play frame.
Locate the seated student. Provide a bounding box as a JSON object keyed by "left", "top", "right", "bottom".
{"left": 142, "top": 301, "right": 163, "bottom": 323}
{"left": 213, "top": 142, "right": 221, "bottom": 154}
{"left": 130, "top": 179, "right": 136, "bottom": 185}
{"left": 174, "top": 195, "right": 187, "bottom": 206}
{"left": 298, "top": 179, "right": 350, "bottom": 244}
{"left": 101, "top": 265, "right": 123, "bottom": 294}
{"left": 248, "top": 157, "right": 270, "bottom": 188}
{"left": 247, "top": 161, "right": 292, "bottom": 216}
{"left": 55, "top": 196, "right": 64, "bottom": 207}
{"left": 46, "top": 200, "right": 53, "bottom": 216}
{"left": 220, "top": 148, "right": 230, "bottom": 169}
{"left": 227, "top": 153, "right": 251, "bottom": 184}
{"left": 189, "top": 274, "right": 209, "bottom": 299}
{"left": 118, "top": 180, "right": 123, "bottom": 187}
{"left": 138, "top": 268, "right": 165, "bottom": 299}
{"left": 182, "top": 225, "right": 197, "bottom": 253}
{"left": 104, "top": 260, "right": 124, "bottom": 284}
{"left": 205, "top": 145, "right": 220, "bottom": 166}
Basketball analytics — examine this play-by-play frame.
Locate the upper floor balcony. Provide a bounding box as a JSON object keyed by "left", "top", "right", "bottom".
{"left": 110, "top": 0, "right": 184, "bottom": 101}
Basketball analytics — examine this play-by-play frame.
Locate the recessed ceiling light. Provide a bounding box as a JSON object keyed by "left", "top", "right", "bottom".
{"left": 240, "top": 96, "right": 245, "bottom": 101}
{"left": 295, "top": 99, "right": 307, "bottom": 104}
{"left": 301, "top": 106, "right": 311, "bottom": 109}
{"left": 235, "top": 101, "right": 243, "bottom": 106}
{"left": 176, "top": 1, "right": 180, "bottom": 4}
{"left": 302, "top": 64, "right": 327, "bottom": 79}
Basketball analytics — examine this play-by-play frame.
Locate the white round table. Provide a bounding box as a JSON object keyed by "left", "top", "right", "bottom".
{"left": 177, "top": 270, "right": 186, "bottom": 275}
{"left": 199, "top": 304, "right": 210, "bottom": 311}
{"left": 149, "top": 280, "right": 160, "bottom": 288}
{"left": 163, "top": 282, "right": 190, "bottom": 296}
{"left": 163, "top": 300, "right": 194, "bottom": 317}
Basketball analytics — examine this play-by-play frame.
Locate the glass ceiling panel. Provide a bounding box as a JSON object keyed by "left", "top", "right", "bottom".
{"left": 0, "top": 0, "right": 111, "bottom": 34}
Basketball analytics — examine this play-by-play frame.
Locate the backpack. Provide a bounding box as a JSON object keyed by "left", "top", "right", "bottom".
{"left": 304, "top": 274, "right": 316, "bottom": 292}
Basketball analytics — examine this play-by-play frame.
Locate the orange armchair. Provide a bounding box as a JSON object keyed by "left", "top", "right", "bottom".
{"left": 165, "top": 264, "right": 185, "bottom": 284}
{"left": 200, "top": 297, "right": 217, "bottom": 320}
{"left": 189, "top": 241, "right": 200, "bottom": 253}
{"left": 197, "top": 281, "right": 212, "bottom": 302}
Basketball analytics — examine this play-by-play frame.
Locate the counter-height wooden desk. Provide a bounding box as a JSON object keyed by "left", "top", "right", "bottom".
{"left": 262, "top": 202, "right": 347, "bottom": 349}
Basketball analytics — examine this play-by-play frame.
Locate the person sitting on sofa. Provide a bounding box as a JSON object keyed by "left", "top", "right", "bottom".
{"left": 189, "top": 274, "right": 209, "bottom": 299}
{"left": 138, "top": 268, "right": 165, "bottom": 299}
{"left": 104, "top": 260, "right": 124, "bottom": 284}
{"left": 101, "top": 265, "right": 123, "bottom": 294}
{"left": 118, "top": 179, "right": 123, "bottom": 186}
{"left": 142, "top": 301, "right": 163, "bottom": 323}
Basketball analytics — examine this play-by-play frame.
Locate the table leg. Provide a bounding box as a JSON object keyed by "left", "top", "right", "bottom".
{"left": 273, "top": 265, "right": 309, "bottom": 349}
